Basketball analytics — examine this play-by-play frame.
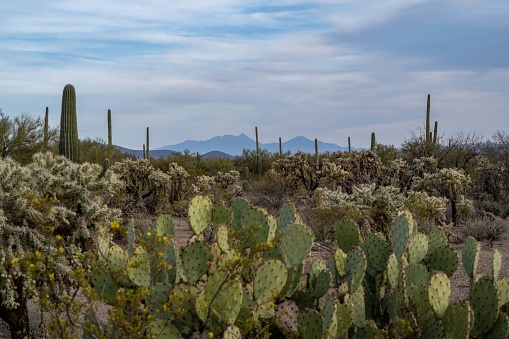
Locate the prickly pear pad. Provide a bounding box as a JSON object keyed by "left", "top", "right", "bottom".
{"left": 322, "top": 297, "right": 338, "bottom": 338}
{"left": 298, "top": 309, "right": 322, "bottom": 339}
{"left": 392, "top": 214, "right": 410, "bottom": 260}
{"left": 335, "top": 219, "right": 360, "bottom": 253}
{"left": 427, "top": 272, "right": 450, "bottom": 318}
{"left": 212, "top": 202, "right": 232, "bottom": 226}
{"left": 346, "top": 247, "right": 367, "bottom": 293}
{"left": 127, "top": 246, "right": 151, "bottom": 287}
{"left": 443, "top": 301, "right": 471, "bottom": 339}
{"left": 362, "top": 233, "right": 391, "bottom": 272}
{"left": 462, "top": 236, "right": 480, "bottom": 279}
{"left": 493, "top": 249, "right": 502, "bottom": 280}
{"left": 470, "top": 276, "right": 500, "bottom": 336}
{"left": 254, "top": 259, "right": 288, "bottom": 305}
{"left": 188, "top": 195, "right": 213, "bottom": 234}
{"left": 278, "top": 201, "right": 297, "bottom": 232}
{"left": 407, "top": 233, "right": 428, "bottom": 265}
{"left": 485, "top": 312, "right": 509, "bottom": 339}
{"left": 345, "top": 287, "right": 366, "bottom": 328}
{"left": 427, "top": 245, "right": 458, "bottom": 278}
{"left": 334, "top": 247, "right": 347, "bottom": 277}
{"left": 150, "top": 319, "right": 183, "bottom": 339}
{"left": 279, "top": 223, "right": 313, "bottom": 268}
{"left": 182, "top": 241, "right": 212, "bottom": 284}
{"left": 336, "top": 302, "right": 353, "bottom": 336}
{"left": 154, "top": 214, "right": 174, "bottom": 237}
{"left": 205, "top": 272, "right": 243, "bottom": 325}
{"left": 223, "top": 325, "right": 241, "bottom": 339}
{"left": 386, "top": 253, "right": 399, "bottom": 289}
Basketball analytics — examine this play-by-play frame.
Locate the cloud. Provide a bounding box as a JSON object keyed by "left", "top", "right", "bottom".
{"left": 0, "top": 0, "right": 508, "bottom": 150}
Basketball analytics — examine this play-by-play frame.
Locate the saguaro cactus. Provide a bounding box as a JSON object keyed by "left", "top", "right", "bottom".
{"left": 348, "top": 136, "right": 351, "bottom": 154}
{"left": 107, "top": 109, "right": 112, "bottom": 148}
{"left": 59, "top": 84, "right": 79, "bottom": 161}
{"left": 255, "top": 126, "right": 261, "bottom": 175}
{"left": 433, "top": 120, "right": 438, "bottom": 146}
{"left": 146, "top": 127, "right": 150, "bottom": 160}
{"left": 426, "top": 94, "right": 431, "bottom": 148}
{"left": 279, "top": 137, "right": 283, "bottom": 157}
{"left": 370, "top": 132, "right": 376, "bottom": 152}
{"left": 44, "top": 107, "right": 49, "bottom": 150}
{"left": 314, "top": 138, "right": 319, "bottom": 165}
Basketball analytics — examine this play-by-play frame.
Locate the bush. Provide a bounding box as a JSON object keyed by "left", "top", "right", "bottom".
{"left": 460, "top": 216, "right": 509, "bottom": 246}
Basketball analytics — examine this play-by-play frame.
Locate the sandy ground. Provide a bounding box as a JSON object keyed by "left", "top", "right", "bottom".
{"left": 0, "top": 219, "right": 507, "bottom": 338}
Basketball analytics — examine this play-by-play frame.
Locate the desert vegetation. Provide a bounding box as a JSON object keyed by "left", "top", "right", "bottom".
{"left": 1, "top": 86, "right": 509, "bottom": 338}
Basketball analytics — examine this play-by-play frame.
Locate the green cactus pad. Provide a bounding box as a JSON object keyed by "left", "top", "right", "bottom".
{"left": 212, "top": 202, "right": 232, "bottom": 226}
{"left": 168, "top": 284, "right": 200, "bottom": 327}
{"left": 281, "top": 263, "right": 303, "bottom": 298}
{"left": 443, "top": 301, "right": 472, "bottom": 339}
{"left": 336, "top": 302, "right": 353, "bottom": 336}
{"left": 182, "top": 241, "right": 212, "bottom": 284}
{"left": 150, "top": 282, "right": 172, "bottom": 310}
{"left": 322, "top": 297, "right": 338, "bottom": 338}
{"left": 150, "top": 319, "right": 183, "bottom": 339}
{"left": 334, "top": 247, "right": 347, "bottom": 277}
{"left": 345, "top": 287, "right": 366, "bottom": 328}
{"left": 195, "top": 291, "right": 222, "bottom": 332}
{"left": 462, "top": 236, "right": 480, "bottom": 279}
{"left": 485, "top": 312, "right": 509, "bottom": 339}
{"left": 493, "top": 249, "right": 502, "bottom": 280}
{"left": 399, "top": 210, "right": 417, "bottom": 235}
{"left": 241, "top": 206, "right": 270, "bottom": 247}
{"left": 154, "top": 214, "right": 175, "bottom": 237}
{"left": 335, "top": 219, "right": 361, "bottom": 253}
{"left": 164, "top": 239, "right": 183, "bottom": 284}
{"left": 406, "top": 264, "right": 429, "bottom": 287}
{"left": 346, "top": 247, "right": 367, "bottom": 293}
{"left": 255, "top": 300, "right": 276, "bottom": 319}
{"left": 205, "top": 271, "right": 243, "bottom": 325}
{"left": 420, "top": 314, "right": 444, "bottom": 339}
{"left": 127, "top": 246, "right": 151, "bottom": 287}
{"left": 97, "top": 225, "right": 111, "bottom": 259}
{"left": 223, "top": 325, "right": 241, "bottom": 339}
{"left": 386, "top": 253, "right": 399, "bottom": 289}
{"left": 188, "top": 195, "right": 213, "bottom": 235}
{"left": 90, "top": 271, "right": 117, "bottom": 303}
{"left": 426, "top": 230, "right": 448, "bottom": 260}
{"left": 278, "top": 201, "right": 298, "bottom": 232}
{"left": 232, "top": 198, "right": 250, "bottom": 232}
{"left": 308, "top": 259, "right": 331, "bottom": 298}
{"left": 407, "top": 233, "right": 428, "bottom": 265}
{"left": 215, "top": 224, "right": 230, "bottom": 252}
{"left": 497, "top": 277, "right": 509, "bottom": 306}
{"left": 427, "top": 272, "right": 451, "bottom": 318}
{"left": 470, "top": 275, "right": 500, "bottom": 336}
{"left": 254, "top": 259, "right": 288, "bottom": 304}
{"left": 107, "top": 244, "right": 128, "bottom": 272}
{"left": 427, "top": 245, "right": 458, "bottom": 278}
{"left": 279, "top": 223, "right": 313, "bottom": 268}
{"left": 362, "top": 233, "right": 391, "bottom": 272}
{"left": 267, "top": 214, "right": 277, "bottom": 243}
{"left": 298, "top": 309, "right": 322, "bottom": 339}
{"left": 392, "top": 214, "right": 410, "bottom": 260}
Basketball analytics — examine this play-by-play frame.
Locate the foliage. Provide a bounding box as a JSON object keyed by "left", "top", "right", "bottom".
{"left": 0, "top": 110, "right": 58, "bottom": 164}
{"left": 78, "top": 137, "right": 127, "bottom": 165}
{"left": 0, "top": 152, "right": 121, "bottom": 338}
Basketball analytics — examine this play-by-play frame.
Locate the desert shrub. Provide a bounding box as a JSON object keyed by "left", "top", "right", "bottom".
{"left": 404, "top": 191, "right": 447, "bottom": 226}
{"left": 214, "top": 170, "right": 240, "bottom": 189}
{"left": 333, "top": 150, "right": 382, "bottom": 193}
{"left": 0, "top": 152, "right": 121, "bottom": 338}
{"left": 112, "top": 159, "right": 189, "bottom": 215}
{"left": 460, "top": 216, "right": 509, "bottom": 246}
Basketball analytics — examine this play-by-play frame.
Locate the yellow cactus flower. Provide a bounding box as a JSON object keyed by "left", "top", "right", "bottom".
{"left": 55, "top": 235, "right": 62, "bottom": 241}
{"left": 49, "top": 273, "right": 55, "bottom": 281}
{"left": 110, "top": 221, "right": 120, "bottom": 229}
{"left": 58, "top": 247, "right": 65, "bottom": 254}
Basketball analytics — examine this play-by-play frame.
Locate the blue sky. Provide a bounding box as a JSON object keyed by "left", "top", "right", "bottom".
{"left": 1, "top": 0, "right": 508, "bottom": 149}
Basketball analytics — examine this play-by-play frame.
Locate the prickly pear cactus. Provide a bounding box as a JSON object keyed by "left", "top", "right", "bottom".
{"left": 188, "top": 195, "right": 213, "bottom": 234}
{"left": 470, "top": 275, "right": 500, "bottom": 337}
{"left": 346, "top": 247, "right": 367, "bottom": 294}
{"left": 462, "top": 236, "right": 480, "bottom": 280}
{"left": 427, "top": 272, "right": 450, "bottom": 318}
{"left": 336, "top": 219, "right": 361, "bottom": 253}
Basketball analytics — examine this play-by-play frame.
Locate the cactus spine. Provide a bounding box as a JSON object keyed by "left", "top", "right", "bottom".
{"left": 146, "top": 127, "right": 150, "bottom": 160}
{"left": 107, "top": 109, "right": 112, "bottom": 148}
{"left": 43, "top": 106, "right": 49, "bottom": 151}
{"left": 370, "top": 132, "right": 376, "bottom": 152}
{"left": 59, "top": 84, "right": 79, "bottom": 161}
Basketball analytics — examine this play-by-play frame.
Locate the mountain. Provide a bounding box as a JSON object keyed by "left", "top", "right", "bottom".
{"left": 115, "top": 146, "right": 178, "bottom": 159}
{"left": 155, "top": 134, "right": 347, "bottom": 156}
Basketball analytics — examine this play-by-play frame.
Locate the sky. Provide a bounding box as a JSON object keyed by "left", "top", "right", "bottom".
{"left": 1, "top": 0, "right": 508, "bottom": 150}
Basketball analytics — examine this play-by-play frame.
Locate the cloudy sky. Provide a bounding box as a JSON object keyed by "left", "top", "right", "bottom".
{"left": 1, "top": 0, "right": 508, "bottom": 149}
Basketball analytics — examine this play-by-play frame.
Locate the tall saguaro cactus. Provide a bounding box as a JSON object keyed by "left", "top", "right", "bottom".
{"left": 314, "top": 138, "right": 319, "bottom": 165}
{"left": 433, "top": 120, "right": 438, "bottom": 146}
{"left": 107, "top": 109, "right": 112, "bottom": 148}
{"left": 146, "top": 127, "right": 150, "bottom": 160}
{"left": 255, "top": 126, "right": 261, "bottom": 175}
{"left": 59, "top": 84, "right": 79, "bottom": 161}
{"left": 44, "top": 107, "right": 49, "bottom": 151}
{"left": 370, "top": 132, "right": 376, "bottom": 152}
{"left": 279, "top": 137, "right": 282, "bottom": 157}
{"left": 348, "top": 136, "right": 351, "bottom": 154}
{"left": 426, "top": 94, "right": 431, "bottom": 148}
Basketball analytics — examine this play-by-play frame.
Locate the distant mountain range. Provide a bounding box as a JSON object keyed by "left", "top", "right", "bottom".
{"left": 116, "top": 134, "right": 348, "bottom": 159}
{"left": 154, "top": 134, "right": 348, "bottom": 156}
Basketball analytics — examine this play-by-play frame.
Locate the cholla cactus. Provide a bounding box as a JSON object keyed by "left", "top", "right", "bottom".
{"left": 405, "top": 191, "right": 447, "bottom": 225}
{"left": 112, "top": 159, "right": 189, "bottom": 214}
{"left": 214, "top": 170, "right": 240, "bottom": 189}
{"left": 334, "top": 150, "right": 382, "bottom": 193}
{"left": 0, "top": 152, "right": 121, "bottom": 337}
{"left": 272, "top": 151, "right": 344, "bottom": 191}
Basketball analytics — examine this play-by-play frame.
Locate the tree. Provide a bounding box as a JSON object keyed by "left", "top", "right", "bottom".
{"left": 0, "top": 110, "right": 58, "bottom": 164}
